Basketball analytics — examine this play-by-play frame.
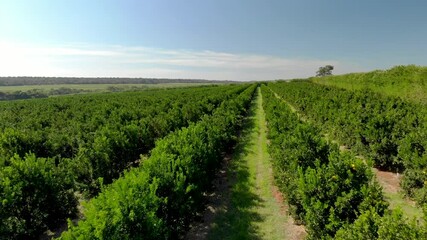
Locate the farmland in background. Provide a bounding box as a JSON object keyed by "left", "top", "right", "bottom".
{"left": 0, "top": 79, "right": 230, "bottom": 100}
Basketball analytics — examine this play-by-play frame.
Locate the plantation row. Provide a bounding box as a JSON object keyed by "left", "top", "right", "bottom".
{"left": 261, "top": 85, "right": 425, "bottom": 239}
{"left": 59, "top": 84, "right": 257, "bottom": 239}
{"left": 0, "top": 84, "right": 250, "bottom": 238}
{"left": 268, "top": 81, "right": 427, "bottom": 206}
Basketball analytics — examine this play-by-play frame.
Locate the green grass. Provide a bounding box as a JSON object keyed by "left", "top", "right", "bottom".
{"left": 0, "top": 83, "right": 219, "bottom": 93}
{"left": 384, "top": 190, "right": 423, "bottom": 222}
{"left": 311, "top": 65, "right": 427, "bottom": 104}
{"left": 207, "top": 88, "right": 288, "bottom": 240}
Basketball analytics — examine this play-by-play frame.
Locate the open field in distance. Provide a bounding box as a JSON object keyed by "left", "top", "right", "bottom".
{"left": 0, "top": 82, "right": 224, "bottom": 93}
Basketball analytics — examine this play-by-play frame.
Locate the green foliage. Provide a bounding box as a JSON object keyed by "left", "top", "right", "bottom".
{"left": 298, "top": 152, "right": 387, "bottom": 238}
{"left": 268, "top": 80, "right": 425, "bottom": 171}
{"left": 262, "top": 82, "right": 427, "bottom": 237}
{"left": 316, "top": 65, "right": 334, "bottom": 77}
{"left": 334, "top": 209, "right": 380, "bottom": 240}
{"left": 335, "top": 209, "right": 426, "bottom": 240}
{"left": 401, "top": 169, "right": 426, "bottom": 199}
{"left": 312, "top": 65, "right": 427, "bottom": 104}
{"left": 0, "top": 90, "right": 48, "bottom": 100}
{"left": 261, "top": 85, "right": 388, "bottom": 238}
{"left": 0, "top": 84, "right": 251, "bottom": 238}
{"left": 0, "top": 85, "right": 245, "bottom": 188}
{"left": 399, "top": 128, "right": 427, "bottom": 170}
{"left": 0, "top": 154, "right": 77, "bottom": 239}
{"left": 59, "top": 85, "right": 257, "bottom": 239}
{"left": 61, "top": 172, "right": 166, "bottom": 240}
{"left": 268, "top": 80, "right": 427, "bottom": 205}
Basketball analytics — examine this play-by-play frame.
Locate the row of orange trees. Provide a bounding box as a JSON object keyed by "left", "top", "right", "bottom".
{"left": 59, "top": 84, "right": 257, "bottom": 239}
{"left": 268, "top": 81, "right": 427, "bottom": 206}
{"left": 0, "top": 84, "right": 250, "bottom": 239}
{"left": 261, "top": 85, "right": 425, "bottom": 239}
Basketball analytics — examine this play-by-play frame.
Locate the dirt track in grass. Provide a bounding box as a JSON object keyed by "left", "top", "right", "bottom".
{"left": 186, "top": 87, "right": 305, "bottom": 240}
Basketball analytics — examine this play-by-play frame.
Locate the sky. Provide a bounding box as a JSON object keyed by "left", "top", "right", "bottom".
{"left": 0, "top": 0, "right": 426, "bottom": 81}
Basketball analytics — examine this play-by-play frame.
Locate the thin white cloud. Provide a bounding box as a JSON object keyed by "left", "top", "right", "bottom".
{"left": 46, "top": 48, "right": 118, "bottom": 56}
{"left": 0, "top": 41, "right": 364, "bottom": 80}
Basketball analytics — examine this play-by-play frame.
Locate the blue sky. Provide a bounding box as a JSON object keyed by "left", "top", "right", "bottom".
{"left": 0, "top": 0, "right": 426, "bottom": 80}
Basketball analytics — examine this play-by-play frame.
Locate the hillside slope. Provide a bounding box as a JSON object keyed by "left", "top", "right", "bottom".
{"left": 311, "top": 65, "right": 427, "bottom": 104}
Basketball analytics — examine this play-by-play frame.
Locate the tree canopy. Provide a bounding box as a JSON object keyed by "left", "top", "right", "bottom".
{"left": 316, "top": 65, "right": 334, "bottom": 76}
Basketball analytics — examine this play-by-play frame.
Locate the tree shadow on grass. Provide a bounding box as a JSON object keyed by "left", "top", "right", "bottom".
{"left": 207, "top": 90, "right": 266, "bottom": 240}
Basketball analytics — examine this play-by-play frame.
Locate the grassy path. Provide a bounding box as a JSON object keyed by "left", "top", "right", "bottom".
{"left": 374, "top": 169, "right": 423, "bottom": 221}
{"left": 199, "top": 87, "right": 304, "bottom": 240}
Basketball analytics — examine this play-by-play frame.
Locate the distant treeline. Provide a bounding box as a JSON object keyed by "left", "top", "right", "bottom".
{"left": 0, "top": 90, "right": 48, "bottom": 100}
{"left": 0, "top": 88, "right": 95, "bottom": 101}
{"left": 0, "top": 77, "right": 230, "bottom": 86}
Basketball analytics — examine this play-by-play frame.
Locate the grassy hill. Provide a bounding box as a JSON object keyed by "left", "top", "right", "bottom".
{"left": 311, "top": 65, "right": 427, "bottom": 104}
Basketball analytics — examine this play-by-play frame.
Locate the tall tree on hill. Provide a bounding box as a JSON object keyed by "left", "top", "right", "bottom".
{"left": 316, "top": 65, "right": 334, "bottom": 76}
